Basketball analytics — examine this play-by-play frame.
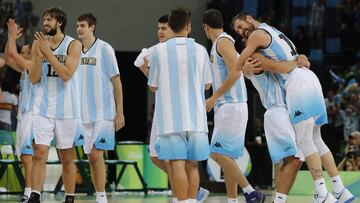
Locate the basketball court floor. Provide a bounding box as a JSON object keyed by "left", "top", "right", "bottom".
{"left": 2, "top": 191, "right": 360, "bottom": 202}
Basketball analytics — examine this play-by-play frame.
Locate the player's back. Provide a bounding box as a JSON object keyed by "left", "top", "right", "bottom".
{"left": 33, "top": 35, "right": 81, "bottom": 119}
{"left": 150, "top": 37, "right": 212, "bottom": 135}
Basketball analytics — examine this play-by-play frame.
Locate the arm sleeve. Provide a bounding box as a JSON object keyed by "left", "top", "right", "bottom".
{"left": 102, "top": 44, "right": 120, "bottom": 78}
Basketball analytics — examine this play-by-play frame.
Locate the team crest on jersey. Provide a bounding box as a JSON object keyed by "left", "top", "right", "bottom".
{"left": 43, "top": 55, "right": 66, "bottom": 63}
{"left": 81, "top": 57, "right": 96, "bottom": 66}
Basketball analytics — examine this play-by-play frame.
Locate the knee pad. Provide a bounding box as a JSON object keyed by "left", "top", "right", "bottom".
{"left": 294, "top": 118, "right": 318, "bottom": 157}
{"left": 313, "top": 126, "right": 330, "bottom": 156}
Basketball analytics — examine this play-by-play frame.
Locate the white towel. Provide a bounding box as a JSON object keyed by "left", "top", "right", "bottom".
{"left": 134, "top": 48, "right": 151, "bottom": 67}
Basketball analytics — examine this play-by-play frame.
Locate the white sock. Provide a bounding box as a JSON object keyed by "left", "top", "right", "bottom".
{"left": 330, "top": 175, "right": 345, "bottom": 194}
{"left": 314, "top": 178, "right": 328, "bottom": 197}
{"left": 242, "top": 185, "right": 255, "bottom": 194}
{"left": 177, "top": 200, "right": 188, "bottom": 203}
{"left": 96, "top": 191, "right": 107, "bottom": 203}
{"left": 172, "top": 197, "right": 178, "bottom": 203}
{"left": 274, "top": 192, "right": 287, "bottom": 203}
{"left": 188, "top": 199, "right": 196, "bottom": 203}
{"left": 228, "top": 197, "right": 238, "bottom": 203}
{"left": 24, "top": 187, "right": 31, "bottom": 197}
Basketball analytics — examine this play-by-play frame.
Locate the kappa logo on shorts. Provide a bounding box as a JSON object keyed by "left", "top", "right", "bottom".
{"left": 294, "top": 110, "right": 304, "bottom": 118}
{"left": 78, "top": 134, "right": 84, "bottom": 141}
{"left": 99, "top": 138, "right": 106, "bottom": 144}
{"left": 213, "top": 142, "right": 223, "bottom": 148}
{"left": 25, "top": 145, "right": 32, "bottom": 149}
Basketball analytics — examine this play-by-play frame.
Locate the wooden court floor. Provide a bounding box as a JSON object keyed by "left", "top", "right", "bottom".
{"left": 2, "top": 191, "right": 359, "bottom": 203}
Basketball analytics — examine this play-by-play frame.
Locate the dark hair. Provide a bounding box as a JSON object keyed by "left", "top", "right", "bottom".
{"left": 77, "top": 13, "right": 97, "bottom": 32}
{"left": 231, "top": 12, "right": 254, "bottom": 29}
{"left": 169, "top": 7, "right": 191, "bottom": 33}
{"left": 43, "top": 7, "right": 67, "bottom": 32}
{"left": 203, "top": 9, "right": 223, "bottom": 29}
{"left": 158, "top": 14, "right": 169, "bottom": 23}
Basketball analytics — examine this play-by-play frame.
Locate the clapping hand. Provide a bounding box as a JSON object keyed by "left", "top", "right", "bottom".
{"left": 7, "top": 19, "right": 23, "bottom": 40}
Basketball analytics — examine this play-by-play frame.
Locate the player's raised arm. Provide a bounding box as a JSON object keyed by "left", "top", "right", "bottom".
{"left": 29, "top": 41, "right": 43, "bottom": 84}
{"left": 5, "top": 19, "right": 31, "bottom": 72}
{"left": 4, "top": 19, "right": 30, "bottom": 72}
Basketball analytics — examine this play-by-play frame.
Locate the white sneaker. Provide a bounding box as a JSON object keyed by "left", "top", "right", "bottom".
{"left": 196, "top": 187, "right": 210, "bottom": 203}
{"left": 333, "top": 188, "right": 355, "bottom": 203}
{"left": 313, "top": 192, "right": 339, "bottom": 203}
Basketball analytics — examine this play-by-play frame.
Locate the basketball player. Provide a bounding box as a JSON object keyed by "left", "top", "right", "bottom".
{"left": 135, "top": 14, "right": 209, "bottom": 203}
{"left": 241, "top": 54, "right": 308, "bottom": 203}
{"left": 232, "top": 13, "right": 355, "bottom": 203}
{"left": 28, "top": 7, "right": 83, "bottom": 203}
{"left": 202, "top": 9, "right": 262, "bottom": 203}
{"left": 134, "top": 16, "right": 174, "bottom": 179}
{"left": 4, "top": 18, "right": 33, "bottom": 203}
{"left": 148, "top": 8, "right": 212, "bottom": 203}
{"left": 203, "top": 9, "right": 309, "bottom": 203}
{"left": 76, "top": 13, "right": 125, "bottom": 203}
{"left": 134, "top": 14, "right": 179, "bottom": 202}
{"left": 134, "top": 15, "right": 173, "bottom": 77}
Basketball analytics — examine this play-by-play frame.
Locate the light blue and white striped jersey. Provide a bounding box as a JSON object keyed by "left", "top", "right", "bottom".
{"left": 80, "top": 39, "right": 120, "bottom": 123}
{"left": 257, "top": 23, "right": 299, "bottom": 83}
{"left": 210, "top": 32, "right": 247, "bottom": 110}
{"left": 148, "top": 37, "right": 213, "bottom": 135}
{"left": 33, "top": 35, "right": 82, "bottom": 119}
{"left": 246, "top": 71, "right": 286, "bottom": 109}
{"left": 18, "top": 71, "right": 36, "bottom": 115}
{"left": 257, "top": 23, "right": 298, "bottom": 62}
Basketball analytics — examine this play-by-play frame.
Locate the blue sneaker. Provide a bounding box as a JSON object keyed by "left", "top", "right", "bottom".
{"left": 244, "top": 191, "right": 265, "bottom": 203}
{"left": 196, "top": 187, "right": 210, "bottom": 202}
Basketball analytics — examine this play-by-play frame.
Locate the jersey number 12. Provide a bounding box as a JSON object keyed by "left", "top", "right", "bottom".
{"left": 47, "top": 64, "right": 59, "bottom": 77}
